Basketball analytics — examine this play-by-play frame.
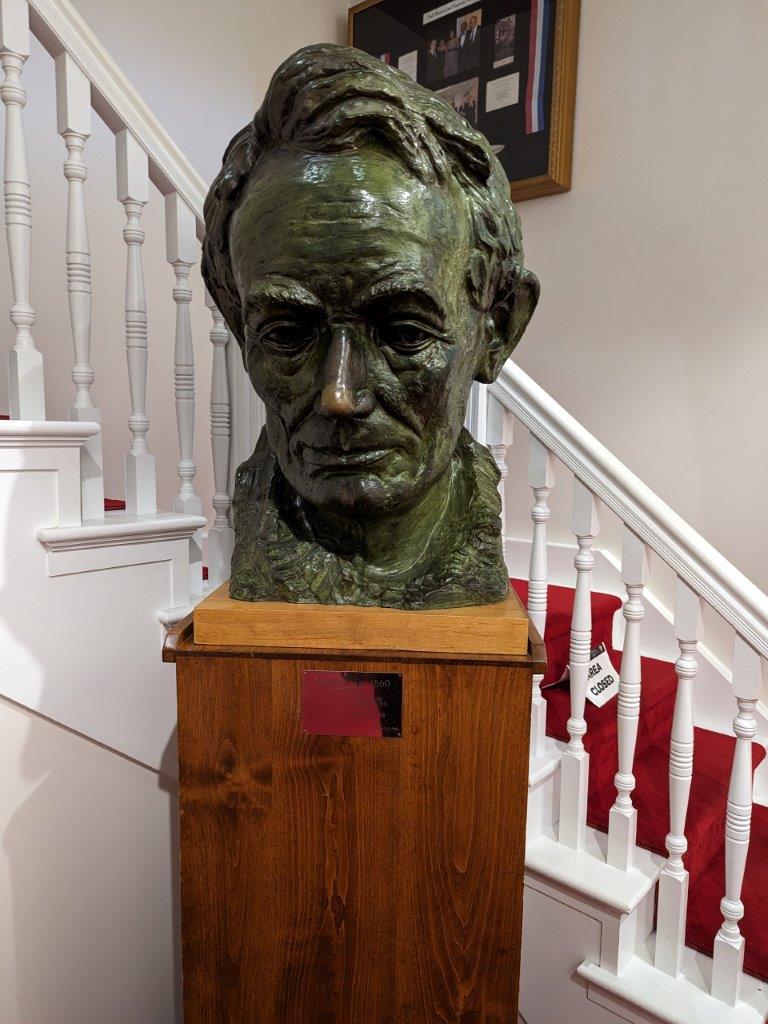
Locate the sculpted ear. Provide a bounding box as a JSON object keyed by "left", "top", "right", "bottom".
{"left": 474, "top": 267, "right": 540, "bottom": 384}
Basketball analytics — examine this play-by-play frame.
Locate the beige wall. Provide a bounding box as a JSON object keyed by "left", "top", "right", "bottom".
{"left": 68, "top": 0, "right": 349, "bottom": 184}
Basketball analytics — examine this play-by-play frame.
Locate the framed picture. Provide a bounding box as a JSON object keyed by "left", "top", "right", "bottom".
{"left": 348, "top": 0, "right": 580, "bottom": 202}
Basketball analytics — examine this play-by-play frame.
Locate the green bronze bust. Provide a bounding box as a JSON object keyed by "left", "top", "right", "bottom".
{"left": 202, "top": 43, "right": 539, "bottom": 609}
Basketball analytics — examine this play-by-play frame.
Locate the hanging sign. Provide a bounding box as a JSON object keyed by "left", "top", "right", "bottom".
{"left": 585, "top": 643, "right": 620, "bottom": 708}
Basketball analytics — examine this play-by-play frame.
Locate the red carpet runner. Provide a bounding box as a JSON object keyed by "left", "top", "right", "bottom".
{"left": 511, "top": 579, "right": 768, "bottom": 981}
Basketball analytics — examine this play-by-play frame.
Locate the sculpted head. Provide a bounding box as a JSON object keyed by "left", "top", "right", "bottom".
{"left": 203, "top": 44, "right": 538, "bottom": 524}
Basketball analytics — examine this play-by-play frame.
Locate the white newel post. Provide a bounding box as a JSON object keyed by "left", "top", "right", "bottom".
{"left": 527, "top": 435, "right": 555, "bottom": 758}
{"left": 116, "top": 129, "right": 156, "bottom": 515}
{"left": 655, "top": 578, "right": 703, "bottom": 977}
{"left": 607, "top": 527, "right": 650, "bottom": 871}
{"left": 56, "top": 52, "right": 103, "bottom": 520}
{"left": 1, "top": 0, "right": 44, "bottom": 420}
{"left": 559, "top": 478, "right": 599, "bottom": 850}
{"left": 165, "top": 192, "right": 202, "bottom": 592}
{"left": 206, "top": 292, "right": 234, "bottom": 587}
{"left": 711, "top": 637, "right": 764, "bottom": 1005}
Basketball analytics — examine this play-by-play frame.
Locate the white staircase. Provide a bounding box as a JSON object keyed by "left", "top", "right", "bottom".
{"left": 1, "top": 1, "right": 768, "bottom": 1022}
{"left": 474, "top": 373, "right": 768, "bottom": 1024}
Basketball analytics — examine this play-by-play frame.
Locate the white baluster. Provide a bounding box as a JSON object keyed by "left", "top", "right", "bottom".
{"left": 711, "top": 637, "right": 764, "bottom": 1005}
{"left": 117, "top": 129, "right": 155, "bottom": 515}
{"left": 207, "top": 292, "right": 234, "bottom": 587}
{"left": 655, "top": 578, "right": 703, "bottom": 977}
{"left": 56, "top": 52, "right": 103, "bottom": 520}
{"left": 486, "top": 393, "right": 513, "bottom": 548}
{"left": 465, "top": 380, "right": 488, "bottom": 445}
{"left": 607, "top": 527, "right": 650, "bottom": 870}
{"left": 528, "top": 436, "right": 555, "bottom": 758}
{"left": 1, "top": 0, "right": 44, "bottom": 419}
{"left": 559, "top": 479, "right": 599, "bottom": 850}
{"left": 165, "top": 192, "right": 202, "bottom": 591}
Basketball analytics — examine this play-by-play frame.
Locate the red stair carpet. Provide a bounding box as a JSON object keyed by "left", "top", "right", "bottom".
{"left": 510, "top": 578, "right": 768, "bottom": 982}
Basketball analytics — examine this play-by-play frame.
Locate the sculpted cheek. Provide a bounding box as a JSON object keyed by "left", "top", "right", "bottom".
{"left": 251, "top": 349, "right": 321, "bottom": 408}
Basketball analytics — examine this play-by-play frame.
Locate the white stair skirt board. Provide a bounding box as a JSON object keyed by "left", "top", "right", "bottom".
{"left": 578, "top": 942, "right": 768, "bottom": 1024}
{"left": 0, "top": 425, "right": 203, "bottom": 770}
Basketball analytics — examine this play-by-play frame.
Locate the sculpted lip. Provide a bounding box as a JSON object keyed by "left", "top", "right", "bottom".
{"left": 302, "top": 446, "right": 393, "bottom": 468}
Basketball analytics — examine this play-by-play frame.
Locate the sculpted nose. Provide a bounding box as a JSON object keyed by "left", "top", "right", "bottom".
{"left": 318, "top": 325, "right": 373, "bottom": 418}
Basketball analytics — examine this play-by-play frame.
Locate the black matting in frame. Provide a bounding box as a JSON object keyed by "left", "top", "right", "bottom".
{"left": 351, "top": 0, "right": 557, "bottom": 185}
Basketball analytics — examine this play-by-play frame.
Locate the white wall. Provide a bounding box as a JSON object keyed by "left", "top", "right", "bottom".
{"left": 507, "top": 0, "right": 768, "bottom": 664}
{"left": 0, "top": 696, "right": 180, "bottom": 1024}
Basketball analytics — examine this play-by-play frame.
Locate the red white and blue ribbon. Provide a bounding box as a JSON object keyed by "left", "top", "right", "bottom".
{"left": 525, "top": 0, "right": 551, "bottom": 134}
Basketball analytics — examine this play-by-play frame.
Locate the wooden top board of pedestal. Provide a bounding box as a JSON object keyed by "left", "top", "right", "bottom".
{"left": 193, "top": 582, "right": 530, "bottom": 657}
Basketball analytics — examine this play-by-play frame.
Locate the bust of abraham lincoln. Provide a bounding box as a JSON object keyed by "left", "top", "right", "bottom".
{"left": 202, "top": 43, "right": 539, "bottom": 610}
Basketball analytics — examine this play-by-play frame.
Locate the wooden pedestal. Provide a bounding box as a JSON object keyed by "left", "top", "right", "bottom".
{"left": 164, "top": 596, "right": 543, "bottom": 1024}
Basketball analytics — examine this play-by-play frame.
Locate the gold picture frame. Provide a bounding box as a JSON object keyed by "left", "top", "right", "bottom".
{"left": 348, "top": 0, "right": 580, "bottom": 202}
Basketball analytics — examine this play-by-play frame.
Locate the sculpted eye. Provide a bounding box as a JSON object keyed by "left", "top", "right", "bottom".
{"left": 255, "top": 320, "right": 319, "bottom": 355}
{"left": 375, "top": 319, "right": 439, "bottom": 354}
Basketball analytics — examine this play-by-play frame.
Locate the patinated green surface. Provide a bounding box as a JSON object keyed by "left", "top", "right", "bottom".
{"left": 202, "top": 43, "right": 539, "bottom": 609}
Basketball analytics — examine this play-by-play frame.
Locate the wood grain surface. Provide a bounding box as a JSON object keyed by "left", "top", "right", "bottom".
{"left": 176, "top": 643, "right": 532, "bottom": 1023}
{"left": 193, "top": 582, "right": 530, "bottom": 657}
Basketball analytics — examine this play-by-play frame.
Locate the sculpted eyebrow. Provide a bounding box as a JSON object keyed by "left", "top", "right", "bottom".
{"left": 245, "top": 278, "right": 323, "bottom": 315}
{"left": 353, "top": 279, "right": 446, "bottom": 319}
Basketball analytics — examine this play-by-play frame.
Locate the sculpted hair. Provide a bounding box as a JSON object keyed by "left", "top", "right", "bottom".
{"left": 202, "top": 43, "right": 534, "bottom": 347}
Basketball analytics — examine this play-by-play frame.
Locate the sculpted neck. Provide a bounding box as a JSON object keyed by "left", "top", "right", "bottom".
{"left": 286, "top": 460, "right": 462, "bottom": 579}
{"left": 229, "top": 427, "right": 508, "bottom": 609}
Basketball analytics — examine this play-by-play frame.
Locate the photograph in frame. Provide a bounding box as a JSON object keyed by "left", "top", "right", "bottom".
{"left": 349, "top": 0, "right": 580, "bottom": 201}
{"left": 493, "top": 14, "right": 516, "bottom": 68}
